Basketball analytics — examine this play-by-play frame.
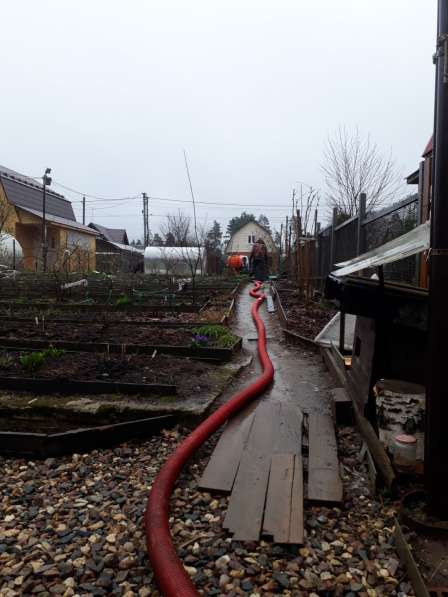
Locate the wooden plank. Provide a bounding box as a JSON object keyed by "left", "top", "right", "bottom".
{"left": 263, "top": 453, "right": 295, "bottom": 542}
{"left": 199, "top": 407, "right": 256, "bottom": 493}
{"left": 274, "top": 402, "right": 303, "bottom": 454}
{"left": 223, "top": 401, "right": 278, "bottom": 540}
{"left": 307, "top": 413, "right": 343, "bottom": 504}
{"left": 289, "top": 454, "right": 304, "bottom": 544}
{"left": 263, "top": 452, "right": 304, "bottom": 544}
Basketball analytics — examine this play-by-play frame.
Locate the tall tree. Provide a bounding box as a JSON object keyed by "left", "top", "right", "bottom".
{"left": 152, "top": 233, "right": 164, "bottom": 246}
{"left": 257, "top": 214, "right": 271, "bottom": 233}
{"left": 164, "top": 231, "right": 175, "bottom": 246}
{"left": 226, "top": 212, "right": 256, "bottom": 236}
{"left": 322, "top": 126, "right": 402, "bottom": 218}
{"left": 205, "top": 220, "right": 222, "bottom": 250}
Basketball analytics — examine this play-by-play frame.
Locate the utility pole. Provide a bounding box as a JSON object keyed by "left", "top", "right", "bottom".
{"left": 41, "top": 168, "right": 52, "bottom": 272}
{"left": 82, "top": 196, "right": 86, "bottom": 225}
{"left": 142, "top": 192, "right": 149, "bottom": 247}
{"left": 425, "top": 0, "right": 448, "bottom": 517}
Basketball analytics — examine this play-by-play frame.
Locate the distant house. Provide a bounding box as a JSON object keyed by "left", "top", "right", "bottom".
{"left": 0, "top": 165, "right": 98, "bottom": 271}
{"left": 88, "top": 222, "right": 143, "bottom": 273}
{"left": 225, "top": 221, "right": 276, "bottom": 256}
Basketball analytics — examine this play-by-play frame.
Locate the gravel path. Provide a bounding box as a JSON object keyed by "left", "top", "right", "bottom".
{"left": 0, "top": 424, "right": 413, "bottom": 596}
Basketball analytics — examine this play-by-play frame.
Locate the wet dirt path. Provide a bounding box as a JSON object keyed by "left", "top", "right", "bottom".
{"left": 217, "top": 282, "right": 333, "bottom": 416}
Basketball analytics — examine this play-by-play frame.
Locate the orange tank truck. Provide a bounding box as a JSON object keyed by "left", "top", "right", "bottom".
{"left": 226, "top": 255, "right": 249, "bottom": 272}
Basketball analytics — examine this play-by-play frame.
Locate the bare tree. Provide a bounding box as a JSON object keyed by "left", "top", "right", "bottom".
{"left": 160, "top": 211, "right": 191, "bottom": 246}
{"left": 322, "top": 126, "right": 403, "bottom": 219}
{"left": 297, "top": 187, "right": 320, "bottom": 236}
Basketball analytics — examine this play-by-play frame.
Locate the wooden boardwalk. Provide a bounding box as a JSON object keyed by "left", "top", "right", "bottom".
{"left": 200, "top": 401, "right": 342, "bottom": 543}
{"left": 199, "top": 286, "right": 343, "bottom": 544}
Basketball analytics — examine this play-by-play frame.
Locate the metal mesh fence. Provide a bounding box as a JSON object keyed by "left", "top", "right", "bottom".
{"left": 315, "top": 195, "right": 420, "bottom": 288}
{"left": 363, "top": 198, "right": 418, "bottom": 284}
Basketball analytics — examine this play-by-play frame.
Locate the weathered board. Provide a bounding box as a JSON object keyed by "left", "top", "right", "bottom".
{"left": 223, "top": 401, "right": 277, "bottom": 541}
{"left": 199, "top": 407, "right": 256, "bottom": 493}
{"left": 263, "top": 453, "right": 304, "bottom": 544}
{"left": 307, "top": 413, "right": 343, "bottom": 504}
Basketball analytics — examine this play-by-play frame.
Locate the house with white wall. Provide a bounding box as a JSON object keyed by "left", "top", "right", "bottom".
{"left": 225, "top": 221, "right": 276, "bottom": 256}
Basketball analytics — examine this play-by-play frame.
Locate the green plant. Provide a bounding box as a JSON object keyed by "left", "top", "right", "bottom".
{"left": 44, "top": 345, "right": 65, "bottom": 359}
{"left": 191, "top": 325, "right": 237, "bottom": 348}
{"left": 19, "top": 345, "right": 65, "bottom": 373}
{"left": 19, "top": 352, "right": 45, "bottom": 372}
{"left": 116, "top": 294, "right": 130, "bottom": 307}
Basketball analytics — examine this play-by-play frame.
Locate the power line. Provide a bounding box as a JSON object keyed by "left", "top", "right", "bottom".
{"left": 53, "top": 179, "right": 300, "bottom": 208}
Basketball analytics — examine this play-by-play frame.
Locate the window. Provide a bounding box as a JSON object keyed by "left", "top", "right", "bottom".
{"left": 248, "top": 235, "right": 252, "bottom": 243}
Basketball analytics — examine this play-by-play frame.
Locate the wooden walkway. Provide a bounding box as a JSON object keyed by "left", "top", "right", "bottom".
{"left": 199, "top": 286, "right": 343, "bottom": 544}
{"left": 200, "top": 401, "right": 342, "bottom": 543}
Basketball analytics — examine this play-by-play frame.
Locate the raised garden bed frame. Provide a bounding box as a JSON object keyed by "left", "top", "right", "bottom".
{"left": 0, "top": 336, "right": 243, "bottom": 362}
{"left": 271, "top": 283, "right": 318, "bottom": 347}
{"left": 0, "top": 414, "right": 173, "bottom": 458}
{"left": 0, "top": 376, "right": 177, "bottom": 396}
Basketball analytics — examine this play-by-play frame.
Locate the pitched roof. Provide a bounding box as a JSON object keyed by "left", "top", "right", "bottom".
{"left": 230, "top": 220, "right": 272, "bottom": 238}
{"left": 17, "top": 206, "right": 99, "bottom": 235}
{"left": 88, "top": 223, "right": 129, "bottom": 244}
{"left": 0, "top": 165, "right": 76, "bottom": 221}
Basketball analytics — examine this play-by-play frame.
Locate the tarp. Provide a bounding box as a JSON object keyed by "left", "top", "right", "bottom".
{"left": 332, "top": 221, "right": 430, "bottom": 277}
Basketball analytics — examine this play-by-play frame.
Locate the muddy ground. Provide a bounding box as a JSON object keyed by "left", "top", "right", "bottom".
{"left": 275, "top": 280, "right": 336, "bottom": 339}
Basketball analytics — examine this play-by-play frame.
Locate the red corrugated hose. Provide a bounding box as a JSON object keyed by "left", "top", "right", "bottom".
{"left": 144, "top": 281, "right": 274, "bottom": 596}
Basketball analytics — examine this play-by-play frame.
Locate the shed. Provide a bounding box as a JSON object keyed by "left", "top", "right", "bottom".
{"left": 88, "top": 222, "right": 143, "bottom": 273}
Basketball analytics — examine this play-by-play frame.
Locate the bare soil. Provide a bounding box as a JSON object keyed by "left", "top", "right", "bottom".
{"left": 0, "top": 350, "right": 216, "bottom": 393}
{"left": 0, "top": 322, "right": 209, "bottom": 347}
{"left": 275, "top": 280, "right": 336, "bottom": 339}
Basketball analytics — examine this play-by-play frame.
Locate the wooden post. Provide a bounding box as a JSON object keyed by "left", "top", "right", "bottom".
{"left": 356, "top": 193, "right": 366, "bottom": 256}
{"left": 329, "top": 207, "right": 337, "bottom": 273}
{"left": 425, "top": 0, "right": 448, "bottom": 516}
{"left": 296, "top": 209, "right": 301, "bottom": 290}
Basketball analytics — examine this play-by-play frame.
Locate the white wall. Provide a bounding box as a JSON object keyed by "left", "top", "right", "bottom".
{"left": 226, "top": 222, "right": 275, "bottom": 254}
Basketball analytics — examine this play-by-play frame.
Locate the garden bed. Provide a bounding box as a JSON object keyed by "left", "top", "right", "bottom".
{"left": 0, "top": 298, "right": 236, "bottom": 324}
{"left": 0, "top": 322, "right": 242, "bottom": 361}
{"left": 273, "top": 280, "right": 336, "bottom": 340}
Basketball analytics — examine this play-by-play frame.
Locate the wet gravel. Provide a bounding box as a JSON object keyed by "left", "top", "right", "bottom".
{"left": 0, "top": 426, "right": 413, "bottom": 596}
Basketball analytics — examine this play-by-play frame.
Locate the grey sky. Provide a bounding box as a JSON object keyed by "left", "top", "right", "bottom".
{"left": 0, "top": 1, "right": 436, "bottom": 241}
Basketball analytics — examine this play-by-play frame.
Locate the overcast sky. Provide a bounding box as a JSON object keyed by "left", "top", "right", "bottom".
{"left": 0, "top": 1, "right": 437, "bottom": 241}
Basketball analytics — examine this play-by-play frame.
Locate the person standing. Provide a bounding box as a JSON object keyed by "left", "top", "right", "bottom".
{"left": 249, "top": 238, "right": 268, "bottom": 281}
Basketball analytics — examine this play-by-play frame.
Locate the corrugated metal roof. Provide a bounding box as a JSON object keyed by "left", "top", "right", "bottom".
{"left": 110, "top": 241, "right": 143, "bottom": 254}
{"left": 89, "top": 223, "right": 128, "bottom": 244}
{"left": 16, "top": 206, "right": 99, "bottom": 235}
{"left": 1, "top": 174, "right": 75, "bottom": 220}
{"left": 332, "top": 221, "right": 430, "bottom": 277}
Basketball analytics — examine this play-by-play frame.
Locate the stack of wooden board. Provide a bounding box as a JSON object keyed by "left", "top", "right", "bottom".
{"left": 199, "top": 400, "right": 342, "bottom": 543}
